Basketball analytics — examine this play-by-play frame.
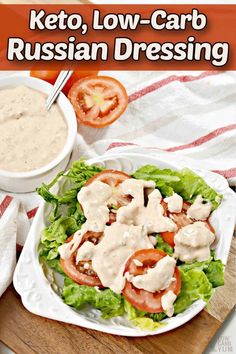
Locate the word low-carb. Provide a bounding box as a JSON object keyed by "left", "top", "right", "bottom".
{"left": 93, "top": 9, "right": 207, "bottom": 31}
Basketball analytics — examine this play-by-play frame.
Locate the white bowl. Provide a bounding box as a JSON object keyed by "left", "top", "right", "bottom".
{"left": 13, "top": 153, "right": 236, "bottom": 336}
{"left": 0, "top": 76, "right": 77, "bottom": 193}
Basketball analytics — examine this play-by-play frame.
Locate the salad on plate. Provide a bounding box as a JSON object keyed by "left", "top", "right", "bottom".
{"left": 37, "top": 159, "right": 224, "bottom": 331}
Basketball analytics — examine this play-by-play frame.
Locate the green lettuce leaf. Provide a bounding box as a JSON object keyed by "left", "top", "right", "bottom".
{"left": 62, "top": 278, "right": 124, "bottom": 319}
{"left": 124, "top": 300, "right": 166, "bottom": 330}
{"left": 174, "top": 268, "right": 213, "bottom": 314}
{"left": 131, "top": 317, "right": 163, "bottom": 331}
{"left": 133, "top": 165, "right": 222, "bottom": 210}
{"left": 179, "top": 257, "right": 224, "bottom": 288}
{"left": 124, "top": 299, "right": 146, "bottom": 319}
{"left": 155, "top": 234, "right": 173, "bottom": 255}
{"left": 42, "top": 258, "right": 64, "bottom": 274}
{"left": 204, "top": 260, "right": 224, "bottom": 288}
{"left": 37, "top": 159, "right": 103, "bottom": 221}
{"left": 39, "top": 216, "right": 79, "bottom": 261}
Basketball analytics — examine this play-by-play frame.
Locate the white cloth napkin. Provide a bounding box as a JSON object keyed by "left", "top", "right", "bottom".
{"left": 0, "top": 70, "right": 235, "bottom": 296}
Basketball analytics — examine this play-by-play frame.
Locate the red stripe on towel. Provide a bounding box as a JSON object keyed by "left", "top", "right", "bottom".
{"left": 0, "top": 195, "right": 13, "bottom": 217}
{"left": 165, "top": 124, "right": 236, "bottom": 152}
{"left": 27, "top": 207, "right": 38, "bottom": 219}
{"left": 212, "top": 167, "right": 236, "bottom": 179}
{"left": 128, "top": 71, "right": 220, "bottom": 103}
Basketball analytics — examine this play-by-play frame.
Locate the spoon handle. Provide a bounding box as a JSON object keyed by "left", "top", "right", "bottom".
{"left": 46, "top": 70, "right": 73, "bottom": 110}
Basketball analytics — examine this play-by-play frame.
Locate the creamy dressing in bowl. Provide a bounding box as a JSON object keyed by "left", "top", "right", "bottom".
{"left": 0, "top": 85, "right": 68, "bottom": 172}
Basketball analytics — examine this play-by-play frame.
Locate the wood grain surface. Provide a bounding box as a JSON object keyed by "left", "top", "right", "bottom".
{"left": 0, "top": 238, "right": 234, "bottom": 354}
{"left": 0, "top": 287, "right": 221, "bottom": 354}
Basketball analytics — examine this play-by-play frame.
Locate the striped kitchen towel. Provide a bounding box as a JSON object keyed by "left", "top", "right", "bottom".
{"left": 76, "top": 70, "right": 236, "bottom": 182}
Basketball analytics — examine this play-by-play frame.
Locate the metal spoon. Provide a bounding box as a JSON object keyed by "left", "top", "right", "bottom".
{"left": 46, "top": 70, "right": 73, "bottom": 110}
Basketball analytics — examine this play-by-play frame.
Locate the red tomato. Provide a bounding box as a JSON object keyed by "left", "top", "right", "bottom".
{"left": 85, "top": 170, "right": 132, "bottom": 212}
{"left": 30, "top": 70, "right": 58, "bottom": 85}
{"left": 122, "top": 249, "right": 181, "bottom": 313}
{"left": 63, "top": 71, "right": 99, "bottom": 95}
{"left": 160, "top": 231, "right": 175, "bottom": 248}
{"left": 170, "top": 212, "right": 192, "bottom": 229}
{"left": 60, "top": 232, "right": 103, "bottom": 287}
{"left": 30, "top": 70, "right": 98, "bottom": 95}
{"left": 160, "top": 200, "right": 214, "bottom": 247}
{"left": 68, "top": 76, "right": 128, "bottom": 128}
{"left": 85, "top": 169, "right": 130, "bottom": 187}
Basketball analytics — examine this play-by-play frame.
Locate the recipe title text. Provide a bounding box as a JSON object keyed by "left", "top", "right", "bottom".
{"left": 7, "top": 8, "right": 229, "bottom": 67}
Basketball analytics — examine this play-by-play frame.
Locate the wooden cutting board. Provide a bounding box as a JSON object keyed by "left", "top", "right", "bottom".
{"left": 0, "top": 237, "right": 235, "bottom": 354}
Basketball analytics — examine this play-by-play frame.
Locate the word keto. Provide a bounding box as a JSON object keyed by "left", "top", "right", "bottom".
{"left": 29, "top": 9, "right": 88, "bottom": 34}
{"left": 7, "top": 8, "right": 230, "bottom": 67}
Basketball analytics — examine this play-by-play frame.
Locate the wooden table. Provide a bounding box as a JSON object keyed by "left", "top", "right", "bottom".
{"left": 0, "top": 238, "right": 234, "bottom": 354}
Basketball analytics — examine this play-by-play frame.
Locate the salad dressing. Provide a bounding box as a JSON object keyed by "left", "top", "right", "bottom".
{"left": 78, "top": 223, "right": 153, "bottom": 293}
{"left": 164, "top": 193, "right": 183, "bottom": 213}
{"left": 77, "top": 180, "right": 112, "bottom": 232}
{"left": 0, "top": 85, "right": 67, "bottom": 172}
{"left": 59, "top": 178, "right": 178, "bottom": 293}
{"left": 187, "top": 195, "right": 212, "bottom": 220}
{"left": 116, "top": 180, "right": 177, "bottom": 233}
{"left": 129, "top": 255, "right": 176, "bottom": 293}
{"left": 174, "top": 221, "right": 215, "bottom": 262}
{"left": 161, "top": 291, "right": 177, "bottom": 317}
{"left": 59, "top": 177, "right": 215, "bottom": 298}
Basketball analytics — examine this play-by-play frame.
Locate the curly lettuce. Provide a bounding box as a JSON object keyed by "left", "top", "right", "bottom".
{"left": 174, "top": 268, "right": 213, "bottom": 314}
{"left": 124, "top": 300, "right": 165, "bottom": 330}
{"left": 133, "top": 165, "right": 222, "bottom": 210}
{"left": 63, "top": 278, "right": 124, "bottom": 319}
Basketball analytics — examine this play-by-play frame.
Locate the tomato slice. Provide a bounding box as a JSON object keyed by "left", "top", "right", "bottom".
{"left": 68, "top": 76, "right": 128, "bottom": 128}
{"left": 30, "top": 70, "right": 98, "bottom": 95}
{"left": 85, "top": 170, "right": 132, "bottom": 213}
{"left": 160, "top": 200, "right": 192, "bottom": 247}
{"left": 60, "top": 232, "right": 103, "bottom": 287}
{"left": 85, "top": 169, "right": 130, "bottom": 187}
{"left": 160, "top": 201, "right": 214, "bottom": 247}
{"left": 123, "top": 249, "right": 181, "bottom": 313}
{"left": 160, "top": 231, "right": 175, "bottom": 248}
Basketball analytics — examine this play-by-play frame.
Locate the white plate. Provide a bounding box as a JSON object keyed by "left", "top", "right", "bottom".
{"left": 13, "top": 153, "right": 236, "bottom": 337}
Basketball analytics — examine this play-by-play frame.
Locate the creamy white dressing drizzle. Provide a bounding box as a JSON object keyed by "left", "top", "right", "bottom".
{"left": 77, "top": 181, "right": 112, "bottom": 232}
{"left": 129, "top": 255, "right": 176, "bottom": 293}
{"left": 149, "top": 235, "right": 157, "bottom": 246}
{"left": 76, "top": 241, "right": 95, "bottom": 263}
{"left": 187, "top": 195, "right": 212, "bottom": 221}
{"left": 161, "top": 290, "right": 177, "bottom": 317}
{"left": 164, "top": 193, "right": 183, "bottom": 213}
{"left": 58, "top": 229, "right": 84, "bottom": 260}
{"left": 76, "top": 223, "right": 153, "bottom": 293}
{"left": 59, "top": 176, "right": 215, "bottom": 299}
{"left": 116, "top": 181, "right": 177, "bottom": 233}
{"left": 59, "top": 181, "right": 112, "bottom": 259}
{"left": 0, "top": 86, "right": 67, "bottom": 172}
{"left": 174, "top": 221, "right": 215, "bottom": 262}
